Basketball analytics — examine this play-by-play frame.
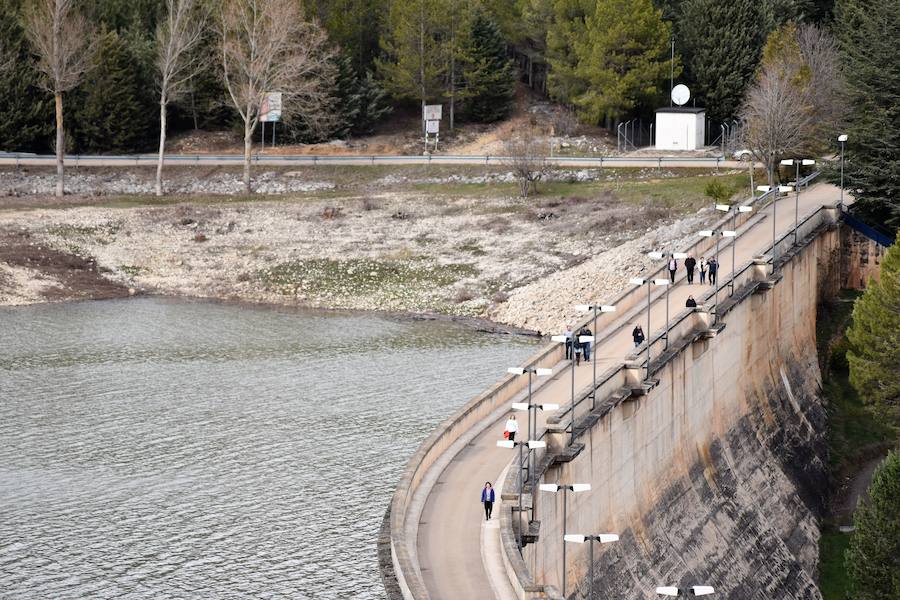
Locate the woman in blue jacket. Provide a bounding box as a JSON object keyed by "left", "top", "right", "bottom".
{"left": 481, "top": 482, "right": 495, "bottom": 520}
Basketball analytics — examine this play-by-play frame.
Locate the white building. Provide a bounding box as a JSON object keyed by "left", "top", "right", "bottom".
{"left": 655, "top": 107, "right": 706, "bottom": 151}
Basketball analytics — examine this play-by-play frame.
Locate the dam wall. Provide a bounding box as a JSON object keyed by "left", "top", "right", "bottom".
{"left": 520, "top": 212, "right": 842, "bottom": 599}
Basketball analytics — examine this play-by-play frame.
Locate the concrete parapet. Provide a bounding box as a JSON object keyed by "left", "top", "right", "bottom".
{"left": 387, "top": 337, "right": 565, "bottom": 599}
{"left": 509, "top": 208, "right": 840, "bottom": 599}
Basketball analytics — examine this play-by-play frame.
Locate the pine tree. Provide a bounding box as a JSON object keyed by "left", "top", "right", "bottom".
{"left": 545, "top": 0, "right": 593, "bottom": 107}
{"left": 834, "top": 0, "right": 900, "bottom": 231}
{"left": 677, "top": 0, "right": 767, "bottom": 121}
{"left": 377, "top": 0, "right": 446, "bottom": 110}
{"left": 845, "top": 451, "right": 900, "bottom": 599}
{"left": 70, "top": 30, "right": 155, "bottom": 152}
{"left": 570, "top": 0, "right": 675, "bottom": 124}
{"left": 354, "top": 70, "right": 392, "bottom": 134}
{"left": 847, "top": 233, "right": 900, "bottom": 426}
{"left": 462, "top": 12, "right": 514, "bottom": 123}
{"left": 0, "top": 0, "right": 53, "bottom": 152}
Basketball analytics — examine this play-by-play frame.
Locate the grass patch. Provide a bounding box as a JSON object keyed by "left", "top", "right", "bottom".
{"left": 816, "top": 289, "right": 898, "bottom": 599}
{"left": 118, "top": 265, "right": 142, "bottom": 276}
{"left": 257, "top": 257, "right": 477, "bottom": 299}
{"left": 818, "top": 291, "right": 895, "bottom": 477}
{"left": 48, "top": 221, "right": 121, "bottom": 238}
{"left": 455, "top": 239, "right": 487, "bottom": 256}
{"left": 819, "top": 530, "right": 852, "bottom": 600}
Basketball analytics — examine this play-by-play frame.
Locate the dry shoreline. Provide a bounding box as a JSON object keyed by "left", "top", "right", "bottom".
{"left": 0, "top": 166, "right": 731, "bottom": 332}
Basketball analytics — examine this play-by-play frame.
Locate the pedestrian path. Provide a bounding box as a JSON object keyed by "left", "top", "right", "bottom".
{"left": 416, "top": 184, "right": 840, "bottom": 599}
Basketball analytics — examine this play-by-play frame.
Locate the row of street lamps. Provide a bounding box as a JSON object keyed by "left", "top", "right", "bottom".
{"left": 494, "top": 146, "right": 846, "bottom": 594}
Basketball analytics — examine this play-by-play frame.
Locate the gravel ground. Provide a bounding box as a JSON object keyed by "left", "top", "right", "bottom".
{"left": 0, "top": 191, "right": 718, "bottom": 331}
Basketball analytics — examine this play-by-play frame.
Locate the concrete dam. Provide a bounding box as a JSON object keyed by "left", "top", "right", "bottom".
{"left": 383, "top": 184, "right": 885, "bottom": 599}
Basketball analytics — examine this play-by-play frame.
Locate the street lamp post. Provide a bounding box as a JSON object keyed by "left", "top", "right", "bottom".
{"left": 539, "top": 482, "right": 591, "bottom": 597}
{"left": 698, "top": 229, "right": 735, "bottom": 324}
{"left": 780, "top": 158, "right": 816, "bottom": 243}
{"left": 628, "top": 277, "right": 670, "bottom": 380}
{"left": 563, "top": 533, "right": 619, "bottom": 600}
{"left": 656, "top": 585, "right": 716, "bottom": 597}
{"left": 508, "top": 367, "right": 555, "bottom": 485}
{"left": 756, "top": 185, "right": 793, "bottom": 268}
{"left": 497, "top": 439, "right": 547, "bottom": 549}
{"left": 714, "top": 204, "right": 752, "bottom": 296}
{"left": 551, "top": 332, "right": 593, "bottom": 444}
{"left": 838, "top": 134, "right": 848, "bottom": 209}
{"left": 574, "top": 304, "right": 616, "bottom": 409}
{"left": 648, "top": 252, "right": 687, "bottom": 350}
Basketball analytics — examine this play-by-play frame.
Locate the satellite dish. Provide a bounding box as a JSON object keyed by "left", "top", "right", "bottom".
{"left": 671, "top": 84, "right": 690, "bottom": 106}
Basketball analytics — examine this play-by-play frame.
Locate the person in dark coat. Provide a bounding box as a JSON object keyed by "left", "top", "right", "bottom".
{"left": 667, "top": 256, "right": 678, "bottom": 283}
{"left": 578, "top": 326, "right": 592, "bottom": 362}
{"left": 684, "top": 255, "right": 697, "bottom": 284}
{"left": 686, "top": 295, "right": 697, "bottom": 308}
{"left": 708, "top": 257, "right": 719, "bottom": 285}
{"left": 481, "top": 482, "right": 495, "bottom": 520}
{"left": 632, "top": 324, "right": 645, "bottom": 347}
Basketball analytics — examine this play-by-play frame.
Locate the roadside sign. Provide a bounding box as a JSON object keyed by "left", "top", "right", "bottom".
{"left": 424, "top": 105, "right": 442, "bottom": 121}
{"left": 261, "top": 92, "right": 283, "bottom": 122}
{"left": 426, "top": 120, "right": 440, "bottom": 134}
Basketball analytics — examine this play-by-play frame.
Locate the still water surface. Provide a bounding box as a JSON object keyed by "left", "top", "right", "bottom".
{"left": 0, "top": 298, "right": 539, "bottom": 599}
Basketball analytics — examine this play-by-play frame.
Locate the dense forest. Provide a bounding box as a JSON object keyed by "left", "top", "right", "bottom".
{"left": 2, "top": 0, "right": 898, "bottom": 229}
{"left": 0, "top": 0, "right": 837, "bottom": 154}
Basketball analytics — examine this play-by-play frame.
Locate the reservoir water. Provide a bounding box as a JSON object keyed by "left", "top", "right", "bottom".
{"left": 0, "top": 298, "right": 539, "bottom": 599}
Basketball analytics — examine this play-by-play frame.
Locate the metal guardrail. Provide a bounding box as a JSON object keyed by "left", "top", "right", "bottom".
{"left": 0, "top": 152, "right": 752, "bottom": 169}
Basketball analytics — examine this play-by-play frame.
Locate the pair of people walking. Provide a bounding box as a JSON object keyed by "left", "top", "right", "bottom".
{"left": 696, "top": 257, "right": 717, "bottom": 285}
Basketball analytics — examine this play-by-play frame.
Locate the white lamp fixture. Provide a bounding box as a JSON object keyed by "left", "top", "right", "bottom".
{"left": 648, "top": 251, "right": 665, "bottom": 259}
{"left": 571, "top": 483, "right": 591, "bottom": 492}
{"left": 656, "top": 586, "right": 715, "bottom": 597}
{"left": 722, "top": 230, "right": 736, "bottom": 237}
{"left": 539, "top": 483, "right": 560, "bottom": 492}
{"left": 673, "top": 252, "right": 688, "bottom": 259}
{"left": 497, "top": 440, "right": 515, "bottom": 449}
{"left": 629, "top": 277, "right": 647, "bottom": 285}
{"left": 542, "top": 403, "right": 560, "bottom": 411}
{"left": 563, "top": 533, "right": 619, "bottom": 544}
{"left": 507, "top": 367, "right": 526, "bottom": 375}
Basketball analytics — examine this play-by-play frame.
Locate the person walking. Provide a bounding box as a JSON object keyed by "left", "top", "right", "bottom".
{"left": 684, "top": 255, "right": 696, "bottom": 284}
{"left": 632, "top": 324, "right": 645, "bottom": 347}
{"left": 667, "top": 256, "right": 678, "bottom": 284}
{"left": 708, "top": 257, "right": 719, "bottom": 285}
{"left": 504, "top": 414, "right": 519, "bottom": 442}
{"left": 578, "top": 326, "right": 592, "bottom": 361}
{"left": 699, "top": 257, "right": 708, "bottom": 285}
{"left": 481, "top": 482, "right": 495, "bottom": 520}
{"left": 563, "top": 324, "right": 574, "bottom": 360}
{"left": 686, "top": 295, "right": 697, "bottom": 308}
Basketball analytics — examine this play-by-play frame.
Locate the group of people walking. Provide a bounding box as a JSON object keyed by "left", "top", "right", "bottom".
{"left": 485, "top": 251, "right": 725, "bottom": 518}
{"left": 563, "top": 324, "right": 592, "bottom": 365}
{"left": 668, "top": 254, "right": 718, "bottom": 286}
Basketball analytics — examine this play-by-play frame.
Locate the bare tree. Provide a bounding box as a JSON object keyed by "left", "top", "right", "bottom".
{"left": 503, "top": 126, "right": 549, "bottom": 198}
{"left": 740, "top": 24, "right": 845, "bottom": 187}
{"left": 219, "top": 0, "right": 335, "bottom": 193}
{"left": 155, "top": 0, "right": 207, "bottom": 197}
{"left": 23, "top": 0, "right": 95, "bottom": 197}
{"left": 798, "top": 24, "right": 847, "bottom": 141}
{"left": 741, "top": 68, "right": 813, "bottom": 186}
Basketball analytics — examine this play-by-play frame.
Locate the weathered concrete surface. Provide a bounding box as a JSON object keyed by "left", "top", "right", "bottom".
{"left": 841, "top": 227, "right": 885, "bottom": 289}
{"left": 527, "top": 227, "right": 840, "bottom": 599}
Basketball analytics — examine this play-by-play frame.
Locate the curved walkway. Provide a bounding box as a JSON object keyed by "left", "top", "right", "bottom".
{"left": 414, "top": 183, "right": 841, "bottom": 599}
